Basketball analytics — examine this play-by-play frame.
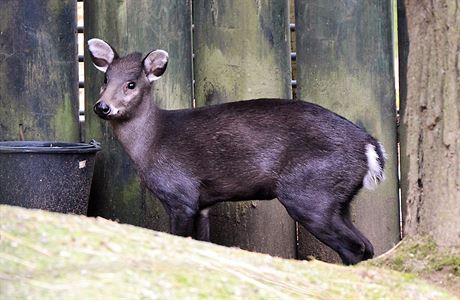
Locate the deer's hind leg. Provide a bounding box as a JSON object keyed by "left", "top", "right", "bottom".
{"left": 276, "top": 161, "right": 371, "bottom": 265}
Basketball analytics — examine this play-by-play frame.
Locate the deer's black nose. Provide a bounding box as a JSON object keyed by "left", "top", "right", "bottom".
{"left": 94, "top": 101, "right": 111, "bottom": 119}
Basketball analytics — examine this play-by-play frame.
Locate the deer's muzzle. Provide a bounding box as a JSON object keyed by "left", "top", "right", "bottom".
{"left": 93, "top": 101, "right": 111, "bottom": 119}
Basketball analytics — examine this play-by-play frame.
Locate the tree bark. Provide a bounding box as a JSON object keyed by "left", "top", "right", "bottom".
{"left": 400, "top": 0, "right": 460, "bottom": 247}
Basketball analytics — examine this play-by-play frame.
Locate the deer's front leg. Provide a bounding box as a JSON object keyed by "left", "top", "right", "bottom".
{"left": 169, "top": 206, "right": 197, "bottom": 237}
{"left": 147, "top": 164, "right": 201, "bottom": 238}
{"left": 194, "top": 209, "right": 210, "bottom": 241}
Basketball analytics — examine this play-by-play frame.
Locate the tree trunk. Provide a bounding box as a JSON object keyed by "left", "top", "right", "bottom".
{"left": 400, "top": 0, "right": 460, "bottom": 247}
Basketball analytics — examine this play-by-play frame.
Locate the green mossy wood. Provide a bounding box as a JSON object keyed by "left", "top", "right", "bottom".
{"left": 0, "top": 0, "right": 79, "bottom": 141}
{"left": 84, "top": 0, "right": 193, "bottom": 231}
{"left": 294, "top": 0, "right": 400, "bottom": 262}
{"left": 193, "top": 0, "right": 296, "bottom": 258}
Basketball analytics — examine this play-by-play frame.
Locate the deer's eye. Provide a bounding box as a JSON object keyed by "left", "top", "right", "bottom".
{"left": 127, "top": 82, "right": 136, "bottom": 89}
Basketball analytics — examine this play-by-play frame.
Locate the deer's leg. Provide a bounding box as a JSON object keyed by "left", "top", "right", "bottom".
{"left": 167, "top": 204, "right": 210, "bottom": 241}
{"left": 279, "top": 191, "right": 366, "bottom": 265}
{"left": 276, "top": 161, "right": 369, "bottom": 265}
{"left": 194, "top": 208, "right": 210, "bottom": 241}
{"left": 341, "top": 206, "right": 374, "bottom": 260}
{"left": 168, "top": 205, "right": 197, "bottom": 237}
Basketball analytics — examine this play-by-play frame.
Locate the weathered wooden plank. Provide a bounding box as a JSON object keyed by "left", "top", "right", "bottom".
{"left": 84, "top": 0, "right": 193, "bottom": 230}
{"left": 193, "top": 0, "right": 296, "bottom": 258}
{"left": 0, "top": 0, "right": 79, "bottom": 142}
{"left": 295, "top": 0, "right": 400, "bottom": 261}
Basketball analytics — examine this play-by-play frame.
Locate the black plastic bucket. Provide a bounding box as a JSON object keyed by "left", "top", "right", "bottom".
{"left": 0, "top": 140, "right": 101, "bottom": 214}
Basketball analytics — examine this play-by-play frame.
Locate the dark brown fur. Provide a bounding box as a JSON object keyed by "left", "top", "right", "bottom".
{"left": 89, "top": 40, "right": 386, "bottom": 264}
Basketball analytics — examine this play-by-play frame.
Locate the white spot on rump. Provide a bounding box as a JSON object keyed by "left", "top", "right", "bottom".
{"left": 363, "top": 143, "right": 386, "bottom": 190}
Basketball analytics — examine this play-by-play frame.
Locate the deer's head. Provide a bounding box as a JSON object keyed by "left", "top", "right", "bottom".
{"left": 88, "top": 38, "right": 168, "bottom": 120}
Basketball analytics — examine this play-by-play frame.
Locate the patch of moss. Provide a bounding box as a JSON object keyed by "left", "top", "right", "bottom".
{"left": 406, "top": 236, "right": 438, "bottom": 258}
{"left": 367, "top": 235, "right": 460, "bottom": 295}
{"left": 432, "top": 255, "right": 460, "bottom": 276}
{"left": 390, "top": 255, "right": 405, "bottom": 272}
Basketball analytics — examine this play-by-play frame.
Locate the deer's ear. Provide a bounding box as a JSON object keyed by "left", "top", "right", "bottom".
{"left": 88, "top": 38, "right": 118, "bottom": 73}
{"left": 143, "top": 50, "right": 168, "bottom": 82}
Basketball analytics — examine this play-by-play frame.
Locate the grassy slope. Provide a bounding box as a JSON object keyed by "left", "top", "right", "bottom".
{"left": 0, "top": 205, "right": 455, "bottom": 300}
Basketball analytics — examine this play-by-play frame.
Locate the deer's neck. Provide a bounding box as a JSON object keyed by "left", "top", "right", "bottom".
{"left": 111, "top": 95, "right": 161, "bottom": 171}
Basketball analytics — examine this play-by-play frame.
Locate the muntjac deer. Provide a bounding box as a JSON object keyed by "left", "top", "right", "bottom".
{"left": 88, "top": 38, "right": 386, "bottom": 265}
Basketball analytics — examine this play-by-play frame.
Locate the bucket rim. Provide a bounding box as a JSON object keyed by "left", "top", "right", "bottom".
{"left": 0, "top": 140, "right": 102, "bottom": 154}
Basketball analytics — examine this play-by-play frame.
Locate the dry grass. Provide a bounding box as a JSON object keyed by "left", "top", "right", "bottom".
{"left": 0, "top": 205, "right": 455, "bottom": 300}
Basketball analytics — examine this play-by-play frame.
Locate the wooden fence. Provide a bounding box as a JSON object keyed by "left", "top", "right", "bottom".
{"left": 0, "top": 0, "right": 399, "bottom": 261}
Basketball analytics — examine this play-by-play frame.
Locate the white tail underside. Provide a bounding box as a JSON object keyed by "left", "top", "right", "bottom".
{"left": 363, "top": 143, "right": 386, "bottom": 190}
